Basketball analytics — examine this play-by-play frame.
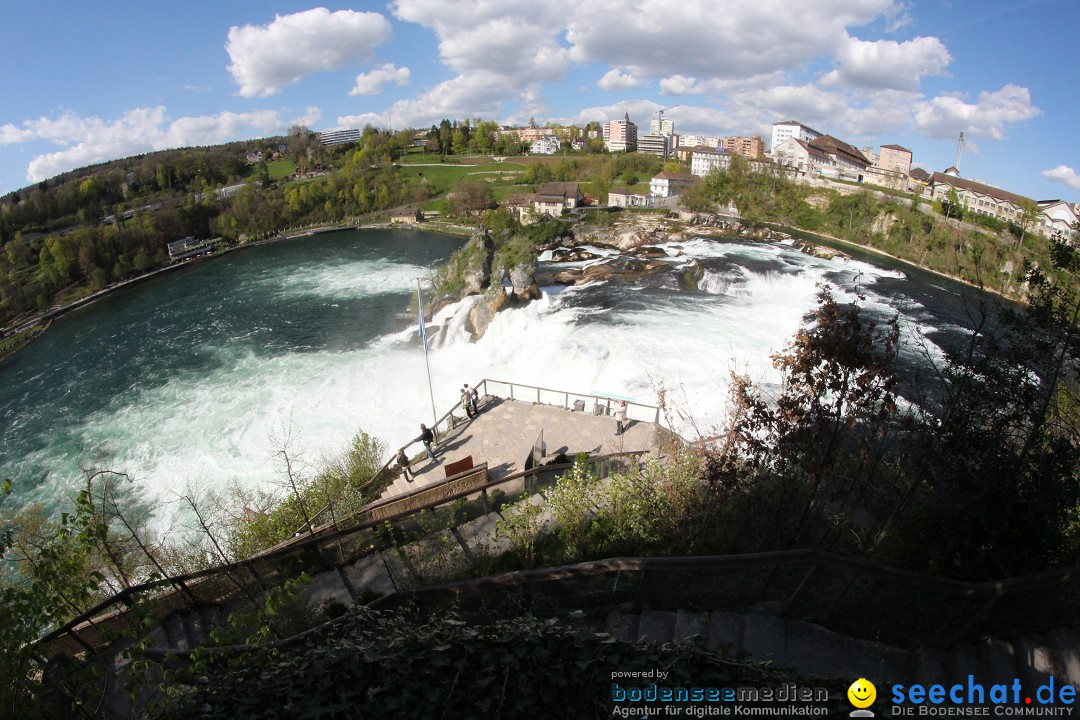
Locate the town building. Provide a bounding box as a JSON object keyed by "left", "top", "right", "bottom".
{"left": 530, "top": 136, "right": 561, "bottom": 155}
{"left": 720, "top": 136, "right": 764, "bottom": 160}
{"left": 1036, "top": 200, "right": 1079, "bottom": 240}
{"left": 909, "top": 167, "right": 932, "bottom": 185}
{"left": 770, "top": 138, "right": 829, "bottom": 177}
{"left": 391, "top": 208, "right": 424, "bottom": 224}
{"left": 674, "top": 134, "right": 720, "bottom": 150}
{"left": 319, "top": 128, "right": 362, "bottom": 146}
{"left": 650, "top": 172, "right": 696, "bottom": 198}
{"left": 690, "top": 147, "right": 733, "bottom": 177}
{"left": 637, "top": 133, "right": 670, "bottom": 157}
{"left": 770, "top": 120, "right": 823, "bottom": 153}
{"left": 507, "top": 182, "right": 584, "bottom": 223}
{"left": 607, "top": 189, "right": 653, "bottom": 208}
{"left": 649, "top": 118, "right": 674, "bottom": 137}
{"left": 807, "top": 135, "right": 871, "bottom": 180}
{"left": 879, "top": 145, "right": 913, "bottom": 176}
{"left": 167, "top": 236, "right": 225, "bottom": 261}
{"left": 603, "top": 114, "right": 638, "bottom": 152}
{"left": 929, "top": 173, "right": 1077, "bottom": 240}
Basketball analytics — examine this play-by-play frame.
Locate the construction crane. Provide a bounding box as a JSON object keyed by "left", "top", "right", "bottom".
{"left": 655, "top": 105, "right": 678, "bottom": 134}
{"left": 655, "top": 105, "right": 678, "bottom": 158}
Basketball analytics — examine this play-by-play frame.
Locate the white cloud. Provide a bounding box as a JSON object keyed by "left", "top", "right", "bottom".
{"left": 913, "top": 84, "right": 1040, "bottom": 140}
{"left": 659, "top": 75, "right": 702, "bottom": 96}
{"left": 821, "top": 36, "right": 951, "bottom": 91}
{"left": 566, "top": 0, "right": 897, "bottom": 81}
{"left": 1042, "top": 165, "right": 1080, "bottom": 191}
{"left": 226, "top": 8, "right": 392, "bottom": 97}
{"left": 336, "top": 112, "right": 387, "bottom": 130}
{"left": 4, "top": 107, "right": 302, "bottom": 183}
{"left": 290, "top": 106, "right": 323, "bottom": 129}
{"left": 350, "top": 63, "right": 411, "bottom": 96}
{"left": 597, "top": 69, "right": 641, "bottom": 91}
{"left": 387, "top": 0, "right": 572, "bottom": 127}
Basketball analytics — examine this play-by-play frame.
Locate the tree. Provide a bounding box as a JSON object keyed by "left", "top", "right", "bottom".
{"left": 1016, "top": 197, "right": 1040, "bottom": 249}
{"left": 450, "top": 181, "right": 496, "bottom": 218}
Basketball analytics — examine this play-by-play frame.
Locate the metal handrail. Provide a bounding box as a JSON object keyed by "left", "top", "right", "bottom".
{"left": 479, "top": 379, "right": 663, "bottom": 424}
{"left": 34, "top": 451, "right": 646, "bottom": 653}
{"left": 300, "top": 378, "right": 666, "bottom": 532}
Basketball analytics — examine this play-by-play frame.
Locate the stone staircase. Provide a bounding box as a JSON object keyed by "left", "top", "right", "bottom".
{"left": 601, "top": 608, "right": 1080, "bottom": 691}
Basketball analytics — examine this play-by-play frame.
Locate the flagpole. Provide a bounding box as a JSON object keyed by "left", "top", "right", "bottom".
{"left": 417, "top": 279, "right": 439, "bottom": 436}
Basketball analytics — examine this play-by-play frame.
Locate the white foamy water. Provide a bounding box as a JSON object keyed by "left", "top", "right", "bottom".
{"left": 264, "top": 258, "right": 429, "bottom": 301}
{"left": 1, "top": 232, "right": 969, "bottom": 532}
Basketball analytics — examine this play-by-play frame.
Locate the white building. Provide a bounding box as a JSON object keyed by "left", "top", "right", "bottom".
{"left": 1037, "top": 200, "right": 1078, "bottom": 240}
{"left": 607, "top": 189, "right": 653, "bottom": 208}
{"left": 770, "top": 120, "right": 823, "bottom": 155}
{"left": 690, "top": 147, "right": 733, "bottom": 177}
{"left": 649, "top": 118, "right": 674, "bottom": 136}
{"left": 675, "top": 134, "right": 720, "bottom": 149}
{"left": 319, "top": 128, "right": 362, "bottom": 146}
{"left": 530, "top": 135, "right": 561, "bottom": 155}
{"left": 930, "top": 173, "right": 1077, "bottom": 240}
{"left": 637, "top": 134, "right": 670, "bottom": 157}
{"left": 650, "top": 172, "right": 696, "bottom": 198}
{"left": 772, "top": 138, "right": 829, "bottom": 176}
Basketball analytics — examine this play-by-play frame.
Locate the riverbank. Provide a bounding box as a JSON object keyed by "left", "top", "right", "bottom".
{"left": 765, "top": 222, "right": 1020, "bottom": 304}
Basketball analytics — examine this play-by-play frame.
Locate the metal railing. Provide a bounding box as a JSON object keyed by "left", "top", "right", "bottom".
{"left": 481, "top": 379, "right": 662, "bottom": 424}
{"left": 37, "top": 378, "right": 668, "bottom": 655}
{"left": 303, "top": 378, "right": 666, "bottom": 532}
{"left": 35, "top": 451, "right": 646, "bottom": 656}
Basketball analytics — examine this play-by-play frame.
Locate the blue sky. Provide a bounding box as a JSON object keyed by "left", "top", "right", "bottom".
{"left": 2, "top": 1, "right": 1077, "bottom": 203}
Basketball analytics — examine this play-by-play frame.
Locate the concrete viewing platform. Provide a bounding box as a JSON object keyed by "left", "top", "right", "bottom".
{"left": 380, "top": 390, "right": 666, "bottom": 500}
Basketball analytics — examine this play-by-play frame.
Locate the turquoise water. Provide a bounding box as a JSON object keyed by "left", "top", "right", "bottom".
{"left": 0, "top": 228, "right": 464, "bottom": 516}
{"left": 0, "top": 228, "right": 984, "bottom": 529}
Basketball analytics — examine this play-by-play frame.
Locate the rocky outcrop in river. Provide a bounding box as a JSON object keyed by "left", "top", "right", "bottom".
{"left": 433, "top": 213, "right": 803, "bottom": 340}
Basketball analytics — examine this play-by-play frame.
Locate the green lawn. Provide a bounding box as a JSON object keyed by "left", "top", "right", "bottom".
{"left": 398, "top": 162, "right": 527, "bottom": 196}
{"left": 267, "top": 159, "right": 297, "bottom": 180}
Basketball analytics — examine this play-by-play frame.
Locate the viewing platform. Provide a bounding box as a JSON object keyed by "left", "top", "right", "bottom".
{"left": 380, "top": 379, "right": 670, "bottom": 499}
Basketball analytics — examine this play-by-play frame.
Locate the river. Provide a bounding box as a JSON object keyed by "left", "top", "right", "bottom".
{"left": 0, "top": 227, "right": 989, "bottom": 528}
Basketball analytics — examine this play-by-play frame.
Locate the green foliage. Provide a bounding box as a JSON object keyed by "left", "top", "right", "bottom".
{"left": 145, "top": 606, "right": 850, "bottom": 720}
{"left": 223, "top": 428, "right": 386, "bottom": 558}
{"left": 497, "top": 495, "right": 544, "bottom": 568}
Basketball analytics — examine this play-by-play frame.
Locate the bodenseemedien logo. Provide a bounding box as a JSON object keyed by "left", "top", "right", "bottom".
{"left": 848, "top": 678, "right": 877, "bottom": 717}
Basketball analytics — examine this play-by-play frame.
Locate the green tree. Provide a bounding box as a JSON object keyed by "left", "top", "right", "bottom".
{"left": 1016, "top": 197, "right": 1040, "bottom": 249}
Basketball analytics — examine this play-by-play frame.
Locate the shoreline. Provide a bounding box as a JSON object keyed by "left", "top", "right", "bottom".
{"left": 0, "top": 220, "right": 474, "bottom": 362}
{"left": 756, "top": 221, "right": 1020, "bottom": 305}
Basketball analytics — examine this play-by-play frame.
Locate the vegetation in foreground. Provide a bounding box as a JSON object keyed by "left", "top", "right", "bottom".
{"left": 135, "top": 605, "right": 851, "bottom": 720}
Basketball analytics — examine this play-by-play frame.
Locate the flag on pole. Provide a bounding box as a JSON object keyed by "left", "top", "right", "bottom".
{"left": 417, "top": 287, "right": 427, "bottom": 351}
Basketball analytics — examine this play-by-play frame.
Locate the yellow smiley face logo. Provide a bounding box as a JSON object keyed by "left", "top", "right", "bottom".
{"left": 848, "top": 678, "right": 876, "bottom": 708}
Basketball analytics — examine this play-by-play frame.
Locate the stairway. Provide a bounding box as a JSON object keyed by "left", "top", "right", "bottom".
{"left": 602, "top": 608, "right": 1080, "bottom": 691}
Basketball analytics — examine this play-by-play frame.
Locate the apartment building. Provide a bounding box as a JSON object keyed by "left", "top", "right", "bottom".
{"left": 603, "top": 113, "right": 638, "bottom": 152}
{"left": 770, "top": 120, "right": 823, "bottom": 153}
{"left": 637, "top": 133, "right": 670, "bottom": 157}
{"left": 720, "top": 135, "right": 764, "bottom": 160}
{"left": 879, "top": 145, "right": 913, "bottom": 176}
{"left": 690, "top": 147, "right": 733, "bottom": 177}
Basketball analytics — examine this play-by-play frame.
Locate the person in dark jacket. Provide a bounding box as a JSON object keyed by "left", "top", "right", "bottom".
{"left": 420, "top": 423, "right": 436, "bottom": 460}
{"left": 396, "top": 449, "right": 413, "bottom": 481}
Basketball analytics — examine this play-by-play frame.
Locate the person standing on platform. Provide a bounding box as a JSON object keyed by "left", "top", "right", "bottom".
{"left": 614, "top": 400, "right": 628, "bottom": 436}
{"left": 396, "top": 449, "right": 413, "bottom": 482}
{"left": 420, "top": 423, "right": 436, "bottom": 460}
{"left": 465, "top": 383, "right": 479, "bottom": 416}
{"left": 461, "top": 385, "right": 476, "bottom": 418}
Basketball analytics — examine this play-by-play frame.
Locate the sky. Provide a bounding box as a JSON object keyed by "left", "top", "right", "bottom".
{"left": 1, "top": 0, "right": 1077, "bottom": 203}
